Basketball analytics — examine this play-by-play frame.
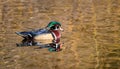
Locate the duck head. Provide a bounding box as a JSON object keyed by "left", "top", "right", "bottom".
{"left": 46, "top": 21, "right": 63, "bottom": 31}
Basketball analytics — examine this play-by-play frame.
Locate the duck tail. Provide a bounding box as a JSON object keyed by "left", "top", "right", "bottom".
{"left": 15, "top": 32, "right": 32, "bottom": 38}
{"left": 15, "top": 32, "right": 23, "bottom": 37}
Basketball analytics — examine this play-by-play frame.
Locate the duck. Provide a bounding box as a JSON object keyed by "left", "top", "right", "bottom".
{"left": 16, "top": 21, "right": 63, "bottom": 51}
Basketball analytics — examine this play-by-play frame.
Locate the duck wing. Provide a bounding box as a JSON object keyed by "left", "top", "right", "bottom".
{"left": 16, "top": 28, "right": 49, "bottom": 37}
{"left": 33, "top": 28, "right": 49, "bottom": 36}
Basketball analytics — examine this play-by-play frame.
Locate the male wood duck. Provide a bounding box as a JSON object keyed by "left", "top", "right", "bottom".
{"left": 16, "top": 21, "right": 63, "bottom": 51}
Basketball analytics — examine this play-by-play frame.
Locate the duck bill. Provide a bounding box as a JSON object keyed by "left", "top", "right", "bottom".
{"left": 59, "top": 27, "right": 64, "bottom": 31}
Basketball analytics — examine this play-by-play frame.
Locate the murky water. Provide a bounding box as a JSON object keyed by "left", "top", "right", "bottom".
{"left": 0, "top": 0, "right": 120, "bottom": 69}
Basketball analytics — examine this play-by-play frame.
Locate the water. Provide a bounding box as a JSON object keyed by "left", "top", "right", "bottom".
{"left": 0, "top": 0, "right": 120, "bottom": 69}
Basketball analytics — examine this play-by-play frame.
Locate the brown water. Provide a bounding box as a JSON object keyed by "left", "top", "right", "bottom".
{"left": 0, "top": 0, "right": 120, "bottom": 69}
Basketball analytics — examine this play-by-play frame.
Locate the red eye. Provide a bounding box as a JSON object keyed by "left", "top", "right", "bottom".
{"left": 57, "top": 26, "right": 59, "bottom": 28}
